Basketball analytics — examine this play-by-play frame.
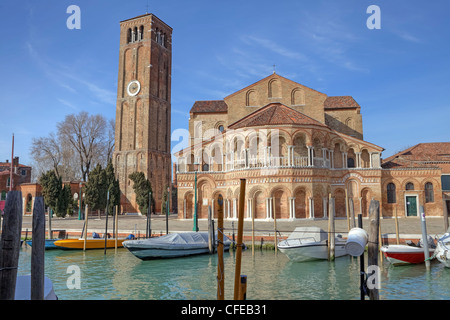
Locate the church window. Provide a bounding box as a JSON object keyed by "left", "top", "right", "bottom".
{"left": 347, "top": 157, "right": 355, "bottom": 168}
{"left": 246, "top": 90, "right": 257, "bottom": 106}
{"left": 139, "top": 25, "right": 144, "bottom": 41}
{"left": 127, "top": 28, "right": 132, "bottom": 43}
{"left": 425, "top": 182, "right": 434, "bottom": 203}
{"left": 218, "top": 125, "right": 224, "bottom": 133}
{"left": 387, "top": 183, "right": 396, "bottom": 203}
{"left": 291, "top": 88, "right": 305, "bottom": 105}
{"left": 405, "top": 182, "right": 414, "bottom": 190}
{"left": 442, "top": 175, "right": 450, "bottom": 191}
{"left": 0, "top": 190, "right": 6, "bottom": 201}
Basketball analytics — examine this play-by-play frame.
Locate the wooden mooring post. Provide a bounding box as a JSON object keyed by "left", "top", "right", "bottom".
{"left": 31, "top": 197, "right": 45, "bottom": 300}
{"left": 208, "top": 206, "right": 215, "bottom": 254}
{"left": 83, "top": 204, "right": 89, "bottom": 251}
{"left": 328, "top": 194, "right": 335, "bottom": 261}
{"left": 420, "top": 206, "right": 431, "bottom": 270}
{"left": 368, "top": 200, "right": 380, "bottom": 300}
{"left": 394, "top": 206, "right": 400, "bottom": 245}
{"left": 0, "top": 191, "right": 23, "bottom": 300}
{"left": 104, "top": 191, "right": 110, "bottom": 255}
{"left": 238, "top": 275, "right": 247, "bottom": 300}
{"left": 217, "top": 195, "right": 225, "bottom": 300}
{"left": 115, "top": 206, "right": 119, "bottom": 253}
{"left": 233, "top": 179, "right": 246, "bottom": 300}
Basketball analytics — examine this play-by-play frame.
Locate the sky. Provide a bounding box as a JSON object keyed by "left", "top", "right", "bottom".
{"left": 1, "top": 0, "right": 449, "bottom": 167}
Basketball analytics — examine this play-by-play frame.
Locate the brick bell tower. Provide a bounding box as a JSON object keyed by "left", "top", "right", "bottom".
{"left": 113, "top": 13, "right": 172, "bottom": 213}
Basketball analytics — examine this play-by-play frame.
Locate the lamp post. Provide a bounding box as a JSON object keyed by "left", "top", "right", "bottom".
{"left": 78, "top": 182, "right": 82, "bottom": 220}
{"left": 166, "top": 186, "right": 170, "bottom": 235}
{"left": 193, "top": 162, "right": 199, "bottom": 232}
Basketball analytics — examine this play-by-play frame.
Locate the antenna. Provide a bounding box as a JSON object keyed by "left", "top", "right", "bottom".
{"left": 146, "top": 0, "right": 149, "bottom": 14}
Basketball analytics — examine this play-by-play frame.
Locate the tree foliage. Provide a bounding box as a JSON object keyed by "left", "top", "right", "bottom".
{"left": 30, "top": 111, "right": 115, "bottom": 182}
{"left": 84, "top": 163, "right": 107, "bottom": 211}
{"left": 40, "top": 170, "right": 61, "bottom": 211}
{"left": 129, "top": 172, "right": 153, "bottom": 215}
{"left": 39, "top": 170, "right": 72, "bottom": 217}
{"left": 105, "top": 160, "right": 120, "bottom": 215}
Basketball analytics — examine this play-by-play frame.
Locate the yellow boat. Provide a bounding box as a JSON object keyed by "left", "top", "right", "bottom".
{"left": 54, "top": 238, "right": 126, "bottom": 250}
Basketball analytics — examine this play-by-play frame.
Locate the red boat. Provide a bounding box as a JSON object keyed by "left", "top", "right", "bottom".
{"left": 381, "top": 244, "right": 435, "bottom": 266}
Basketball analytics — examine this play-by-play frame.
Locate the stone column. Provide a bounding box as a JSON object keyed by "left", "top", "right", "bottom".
{"left": 309, "top": 197, "right": 314, "bottom": 219}
{"left": 356, "top": 152, "right": 361, "bottom": 168}
{"left": 307, "top": 146, "right": 313, "bottom": 167}
{"left": 323, "top": 196, "right": 328, "bottom": 218}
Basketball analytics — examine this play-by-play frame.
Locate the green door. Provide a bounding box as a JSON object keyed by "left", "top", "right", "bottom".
{"left": 406, "top": 196, "right": 417, "bottom": 216}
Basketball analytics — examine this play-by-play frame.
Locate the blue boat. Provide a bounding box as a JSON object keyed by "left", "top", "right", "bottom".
{"left": 25, "top": 239, "right": 60, "bottom": 250}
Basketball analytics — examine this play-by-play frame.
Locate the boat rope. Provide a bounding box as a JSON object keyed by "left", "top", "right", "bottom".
{"left": 0, "top": 266, "right": 18, "bottom": 271}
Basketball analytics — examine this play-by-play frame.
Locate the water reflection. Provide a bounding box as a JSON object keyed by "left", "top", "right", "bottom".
{"left": 17, "top": 245, "right": 450, "bottom": 300}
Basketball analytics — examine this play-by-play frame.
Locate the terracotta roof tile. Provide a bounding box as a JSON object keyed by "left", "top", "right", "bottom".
{"left": 190, "top": 100, "right": 228, "bottom": 113}
{"left": 382, "top": 142, "right": 450, "bottom": 168}
{"left": 324, "top": 96, "right": 360, "bottom": 109}
{"left": 228, "top": 103, "right": 328, "bottom": 129}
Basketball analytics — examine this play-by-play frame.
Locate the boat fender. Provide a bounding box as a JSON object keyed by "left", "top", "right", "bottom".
{"left": 441, "top": 250, "right": 448, "bottom": 261}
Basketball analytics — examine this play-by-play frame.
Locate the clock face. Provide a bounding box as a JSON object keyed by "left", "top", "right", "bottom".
{"left": 127, "top": 80, "right": 141, "bottom": 96}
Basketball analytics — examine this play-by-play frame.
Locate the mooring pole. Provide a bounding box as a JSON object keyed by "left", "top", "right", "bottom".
{"left": 358, "top": 213, "right": 365, "bottom": 301}
{"left": 420, "top": 206, "right": 430, "bottom": 269}
{"left": 104, "top": 191, "right": 110, "bottom": 255}
{"left": 368, "top": 200, "right": 380, "bottom": 300}
{"left": 328, "top": 194, "right": 335, "bottom": 261}
{"left": 238, "top": 275, "right": 247, "bottom": 300}
{"left": 394, "top": 205, "right": 400, "bottom": 245}
{"left": 31, "top": 197, "right": 45, "bottom": 300}
{"left": 83, "top": 204, "right": 89, "bottom": 251}
{"left": 115, "top": 206, "right": 119, "bottom": 253}
{"left": 217, "top": 195, "right": 225, "bottom": 300}
{"left": 0, "top": 191, "right": 23, "bottom": 300}
{"left": 233, "top": 179, "right": 246, "bottom": 300}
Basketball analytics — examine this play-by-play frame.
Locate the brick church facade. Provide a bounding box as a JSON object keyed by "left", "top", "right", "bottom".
{"left": 175, "top": 73, "right": 450, "bottom": 221}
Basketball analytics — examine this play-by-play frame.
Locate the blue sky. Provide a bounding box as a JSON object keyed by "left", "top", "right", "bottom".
{"left": 1, "top": 0, "right": 449, "bottom": 167}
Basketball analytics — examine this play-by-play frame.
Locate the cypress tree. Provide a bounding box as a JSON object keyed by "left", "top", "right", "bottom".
{"left": 128, "top": 171, "right": 153, "bottom": 215}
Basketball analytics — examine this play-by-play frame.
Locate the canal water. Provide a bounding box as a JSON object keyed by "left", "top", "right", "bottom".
{"left": 17, "top": 245, "right": 450, "bottom": 300}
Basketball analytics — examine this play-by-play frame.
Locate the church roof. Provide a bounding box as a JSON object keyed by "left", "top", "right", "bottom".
{"left": 324, "top": 96, "right": 360, "bottom": 110}
{"left": 190, "top": 100, "right": 228, "bottom": 113}
{"left": 228, "top": 102, "right": 328, "bottom": 129}
{"left": 382, "top": 142, "right": 450, "bottom": 169}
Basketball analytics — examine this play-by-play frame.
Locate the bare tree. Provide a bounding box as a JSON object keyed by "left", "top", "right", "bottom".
{"left": 57, "top": 112, "right": 107, "bottom": 182}
{"left": 30, "top": 133, "right": 62, "bottom": 178}
{"left": 106, "top": 118, "right": 115, "bottom": 162}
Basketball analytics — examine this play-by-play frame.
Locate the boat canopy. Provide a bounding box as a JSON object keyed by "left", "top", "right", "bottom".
{"left": 136, "top": 232, "right": 213, "bottom": 249}
{"left": 287, "top": 227, "right": 328, "bottom": 242}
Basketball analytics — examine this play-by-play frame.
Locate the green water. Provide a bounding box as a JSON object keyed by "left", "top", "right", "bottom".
{"left": 17, "top": 246, "right": 450, "bottom": 300}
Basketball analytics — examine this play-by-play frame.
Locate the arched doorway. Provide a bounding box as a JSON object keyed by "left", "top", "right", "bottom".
{"left": 254, "top": 190, "right": 266, "bottom": 219}
{"left": 294, "top": 188, "right": 307, "bottom": 218}
{"left": 273, "top": 189, "right": 288, "bottom": 219}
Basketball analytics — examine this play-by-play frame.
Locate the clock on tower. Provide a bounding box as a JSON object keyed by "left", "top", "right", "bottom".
{"left": 113, "top": 13, "right": 172, "bottom": 213}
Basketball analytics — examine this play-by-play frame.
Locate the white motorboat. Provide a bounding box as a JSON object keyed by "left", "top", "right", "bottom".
{"left": 123, "top": 231, "right": 231, "bottom": 260}
{"left": 277, "top": 227, "right": 348, "bottom": 262}
{"left": 436, "top": 232, "right": 450, "bottom": 268}
{"left": 15, "top": 275, "right": 57, "bottom": 300}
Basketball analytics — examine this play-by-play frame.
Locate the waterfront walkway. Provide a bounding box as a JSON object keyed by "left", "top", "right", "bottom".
{"left": 21, "top": 213, "right": 449, "bottom": 244}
